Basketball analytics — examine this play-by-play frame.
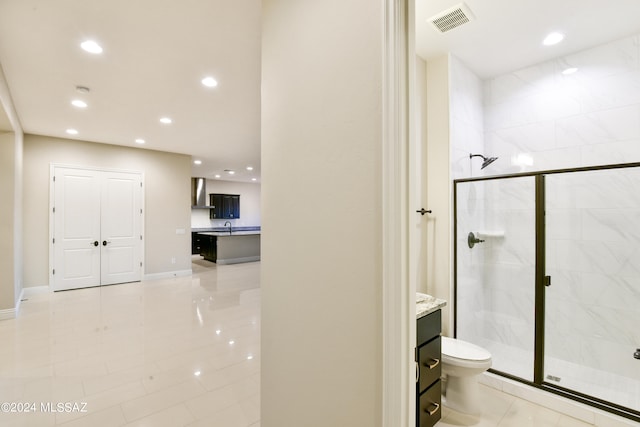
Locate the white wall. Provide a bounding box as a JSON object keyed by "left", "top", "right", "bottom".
{"left": 261, "top": 0, "right": 383, "bottom": 425}
{"left": 0, "top": 131, "right": 17, "bottom": 310}
{"left": 0, "top": 61, "right": 23, "bottom": 315}
{"left": 23, "top": 135, "right": 192, "bottom": 286}
{"left": 191, "top": 179, "right": 261, "bottom": 228}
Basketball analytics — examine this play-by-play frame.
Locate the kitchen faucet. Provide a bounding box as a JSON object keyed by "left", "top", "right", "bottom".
{"left": 224, "top": 221, "right": 232, "bottom": 233}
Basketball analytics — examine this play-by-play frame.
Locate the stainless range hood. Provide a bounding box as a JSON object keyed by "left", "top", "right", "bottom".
{"left": 191, "top": 177, "right": 207, "bottom": 208}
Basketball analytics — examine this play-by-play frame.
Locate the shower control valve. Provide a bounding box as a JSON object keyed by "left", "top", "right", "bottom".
{"left": 634, "top": 348, "right": 640, "bottom": 360}
{"left": 467, "top": 232, "right": 485, "bottom": 249}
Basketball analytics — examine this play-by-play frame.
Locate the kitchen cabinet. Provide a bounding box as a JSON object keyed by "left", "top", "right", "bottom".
{"left": 200, "top": 234, "right": 218, "bottom": 262}
{"left": 209, "top": 194, "right": 240, "bottom": 219}
{"left": 417, "top": 309, "right": 442, "bottom": 427}
{"left": 191, "top": 232, "right": 203, "bottom": 255}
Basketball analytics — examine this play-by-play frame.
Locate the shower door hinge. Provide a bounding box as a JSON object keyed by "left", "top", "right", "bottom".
{"left": 544, "top": 276, "right": 551, "bottom": 287}
{"left": 52, "top": 269, "right": 55, "bottom": 275}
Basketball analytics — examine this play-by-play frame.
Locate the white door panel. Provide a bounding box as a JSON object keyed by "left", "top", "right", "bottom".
{"left": 53, "top": 167, "right": 142, "bottom": 290}
{"left": 101, "top": 173, "right": 142, "bottom": 285}
{"left": 53, "top": 168, "right": 101, "bottom": 291}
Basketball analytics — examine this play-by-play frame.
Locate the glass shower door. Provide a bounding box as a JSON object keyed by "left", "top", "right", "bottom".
{"left": 545, "top": 168, "right": 640, "bottom": 412}
{"left": 455, "top": 176, "right": 537, "bottom": 381}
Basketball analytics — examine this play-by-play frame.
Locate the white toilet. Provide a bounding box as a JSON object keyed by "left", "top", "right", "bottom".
{"left": 441, "top": 336, "right": 492, "bottom": 415}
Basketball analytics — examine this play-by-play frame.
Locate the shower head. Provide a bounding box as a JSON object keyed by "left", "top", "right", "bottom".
{"left": 470, "top": 153, "right": 498, "bottom": 170}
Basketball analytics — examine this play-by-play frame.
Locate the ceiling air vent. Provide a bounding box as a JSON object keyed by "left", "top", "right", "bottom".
{"left": 428, "top": 3, "right": 475, "bottom": 34}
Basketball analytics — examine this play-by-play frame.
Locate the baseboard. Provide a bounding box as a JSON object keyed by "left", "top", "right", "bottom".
{"left": 143, "top": 269, "right": 192, "bottom": 281}
{"left": 1, "top": 286, "right": 50, "bottom": 321}
{"left": 216, "top": 256, "right": 260, "bottom": 265}
{"left": 0, "top": 308, "right": 16, "bottom": 321}
{"left": 21, "top": 286, "right": 50, "bottom": 297}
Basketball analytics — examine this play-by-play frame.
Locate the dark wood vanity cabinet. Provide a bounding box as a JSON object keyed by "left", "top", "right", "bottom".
{"left": 417, "top": 310, "right": 442, "bottom": 427}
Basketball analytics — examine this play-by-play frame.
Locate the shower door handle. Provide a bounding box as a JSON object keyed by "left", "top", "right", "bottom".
{"left": 545, "top": 276, "right": 551, "bottom": 287}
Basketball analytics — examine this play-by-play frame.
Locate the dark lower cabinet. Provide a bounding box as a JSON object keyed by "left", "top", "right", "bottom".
{"left": 191, "top": 232, "right": 203, "bottom": 255}
{"left": 417, "top": 310, "right": 442, "bottom": 427}
{"left": 201, "top": 235, "right": 217, "bottom": 262}
{"left": 192, "top": 233, "right": 217, "bottom": 261}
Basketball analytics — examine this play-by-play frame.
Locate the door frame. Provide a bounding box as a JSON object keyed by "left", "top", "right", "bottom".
{"left": 48, "top": 164, "right": 145, "bottom": 290}
{"left": 382, "top": 0, "right": 416, "bottom": 425}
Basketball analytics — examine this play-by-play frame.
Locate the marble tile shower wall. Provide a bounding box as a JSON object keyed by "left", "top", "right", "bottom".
{"left": 456, "top": 177, "right": 537, "bottom": 379}
{"left": 545, "top": 169, "right": 640, "bottom": 381}
{"left": 450, "top": 56, "right": 487, "bottom": 344}
{"left": 450, "top": 55, "right": 485, "bottom": 179}
{"left": 456, "top": 181, "right": 486, "bottom": 342}
{"left": 451, "top": 32, "right": 640, "bottom": 383}
{"left": 484, "top": 33, "right": 640, "bottom": 173}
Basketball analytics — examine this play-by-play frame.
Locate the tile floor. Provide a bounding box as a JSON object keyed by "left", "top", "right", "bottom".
{"left": 439, "top": 384, "right": 603, "bottom": 427}
{"left": 0, "top": 258, "right": 260, "bottom": 427}
{"left": 0, "top": 259, "right": 635, "bottom": 427}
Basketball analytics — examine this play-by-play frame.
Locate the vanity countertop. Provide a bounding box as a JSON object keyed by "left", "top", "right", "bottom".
{"left": 416, "top": 293, "right": 446, "bottom": 319}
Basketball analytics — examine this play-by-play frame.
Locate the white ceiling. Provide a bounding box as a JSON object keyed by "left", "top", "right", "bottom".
{"left": 0, "top": 0, "right": 261, "bottom": 181}
{"left": 415, "top": 0, "right": 640, "bottom": 79}
{"left": 1, "top": 1, "right": 639, "bottom": 181}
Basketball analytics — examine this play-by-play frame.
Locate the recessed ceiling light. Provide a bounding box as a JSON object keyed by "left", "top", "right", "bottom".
{"left": 160, "top": 117, "right": 172, "bottom": 124}
{"left": 66, "top": 128, "right": 78, "bottom": 135}
{"left": 251, "top": 178, "right": 257, "bottom": 181}
{"left": 543, "top": 32, "right": 564, "bottom": 46}
{"left": 225, "top": 170, "right": 235, "bottom": 175}
{"left": 194, "top": 160, "right": 202, "bottom": 165}
{"left": 71, "top": 100, "right": 87, "bottom": 108}
{"left": 135, "top": 138, "right": 145, "bottom": 144}
{"left": 201, "top": 76, "right": 218, "bottom": 87}
{"left": 562, "top": 67, "right": 578, "bottom": 75}
{"left": 246, "top": 166, "right": 253, "bottom": 171}
{"left": 194, "top": 371, "right": 201, "bottom": 377}
{"left": 214, "top": 174, "right": 221, "bottom": 179}
{"left": 80, "top": 40, "right": 103, "bottom": 54}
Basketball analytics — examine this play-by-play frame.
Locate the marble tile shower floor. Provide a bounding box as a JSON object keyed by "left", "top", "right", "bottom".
{"left": 0, "top": 261, "right": 260, "bottom": 427}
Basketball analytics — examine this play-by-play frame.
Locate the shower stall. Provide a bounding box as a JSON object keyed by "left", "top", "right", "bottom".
{"left": 454, "top": 162, "right": 640, "bottom": 421}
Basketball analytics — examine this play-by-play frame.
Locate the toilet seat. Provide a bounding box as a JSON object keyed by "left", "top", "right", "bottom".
{"left": 441, "top": 336, "right": 491, "bottom": 369}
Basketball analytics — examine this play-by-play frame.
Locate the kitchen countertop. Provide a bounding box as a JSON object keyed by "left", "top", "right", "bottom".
{"left": 192, "top": 226, "right": 261, "bottom": 233}
{"left": 198, "top": 231, "right": 261, "bottom": 237}
{"left": 416, "top": 293, "right": 447, "bottom": 319}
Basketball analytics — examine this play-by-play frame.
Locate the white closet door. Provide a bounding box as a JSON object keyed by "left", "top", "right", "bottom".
{"left": 100, "top": 171, "right": 142, "bottom": 285}
{"left": 53, "top": 168, "right": 102, "bottom": 291}
{"left": 52, "top": 167, "right": 143, "bottom": 291}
